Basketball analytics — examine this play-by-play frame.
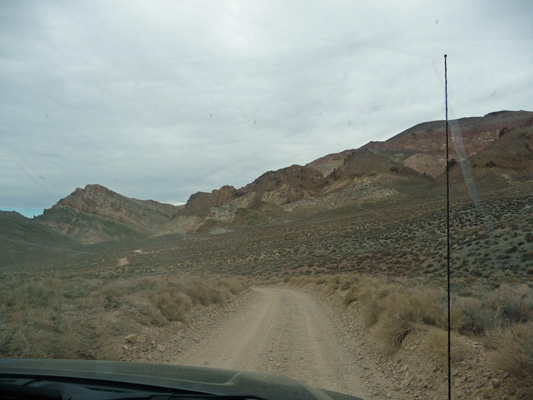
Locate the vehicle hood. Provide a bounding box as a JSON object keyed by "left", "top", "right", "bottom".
{"left": 0, "top": 359, "right": 362, "bottom": 400}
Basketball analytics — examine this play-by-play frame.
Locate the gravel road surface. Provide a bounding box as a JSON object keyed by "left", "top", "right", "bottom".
{"left": 175, "top": 287, "right": 367, "bottom": 397}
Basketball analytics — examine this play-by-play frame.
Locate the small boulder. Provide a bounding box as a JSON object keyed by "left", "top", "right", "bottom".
{"left": 125, "top": 334, "right": 138, "bottom": 344}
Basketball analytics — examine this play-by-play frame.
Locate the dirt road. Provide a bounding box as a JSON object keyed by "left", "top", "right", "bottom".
{"left": 126, "top": 286, "right": 522, "bottom": 400}
{"left": 174, "top": 287, "right": 367, "bottom": 397}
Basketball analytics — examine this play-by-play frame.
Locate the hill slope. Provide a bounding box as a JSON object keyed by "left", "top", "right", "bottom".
{"left": 0, "top": 211, "right": 80, "bottom": 267}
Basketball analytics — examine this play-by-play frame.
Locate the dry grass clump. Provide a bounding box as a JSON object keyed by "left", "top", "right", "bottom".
{"left": 283, "top": 271, "right": 533, "bottom": 383}
{"left": 365, "top": 287, "right": 457, "bottom": 352}
{"left": 283, "top": 273, "right": 451, "bottom": 350}
{"left": 484, "top": 322, "right": 533, "bottom": 383}
{"left": 0, "top": 280, "right": 118, "bottom": 360}
{"left": 373, "top": 292, "right": 416, "bottom": 352}
{"left": 486, "top": 283, "right": 533, "bottom": 324}
{"left": 152, "top": 290, "right": 193, "bottom": 322}
{"left": 0, "top": 272, "right": 249, "bottom": 360}
{"left": 455, "top": 297, "right": 496, "bottom": 335}
{"left": 358, "top": 284, "right": 390, "bottom": 327}
{"left": 421, "top": 328, "right": 466, "bottom": 368}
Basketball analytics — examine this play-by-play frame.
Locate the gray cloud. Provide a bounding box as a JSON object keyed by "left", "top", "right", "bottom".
{"left": 1, "top": 0, "right": 532, "bottom": 210}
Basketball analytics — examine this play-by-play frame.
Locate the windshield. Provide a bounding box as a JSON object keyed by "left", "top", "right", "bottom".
{"left": 1, "top": 1, "right": 532, "bottom": 400}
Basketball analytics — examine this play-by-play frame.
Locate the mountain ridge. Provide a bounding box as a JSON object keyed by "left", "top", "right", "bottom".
{"left": 161, "top": 110, "right": 532, "bottom": 234}
{"left": 20, "top": 109, "right": 533, "bottom": 243}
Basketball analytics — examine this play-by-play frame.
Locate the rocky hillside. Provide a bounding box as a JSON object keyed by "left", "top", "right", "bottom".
{"left": 36, "top": 184, "right": 180, "bottom": 244}
{"left": 160, "top": 110, "right": 533, "bottom": 234}
{"left": 309, "top": 110, "right": 533, "bottom": 178}
{"left": 450, "top": 123, "right": 533, "bottom": 188}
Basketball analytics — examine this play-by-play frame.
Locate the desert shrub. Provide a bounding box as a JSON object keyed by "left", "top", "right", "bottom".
{"left": 374, "top": 292, "right": 416, "bottom": 352}
{"left": 1, "top": 309, "right": 56, "bottom": 358}
{"left": 313, "top": 276, "right": 327, "bottom": 285}
{"left": 68, "top": 314, "right": 117, "bottom": 360}
{"left": 286, "top": 275, "right": 308, "bottom": 287}
{"left": 343, "top": 288, "right": 359, "bottom": 306}
{"left": 359, "top": 285, "right": 388, "bottom": 328}
{"left": 457, "top": 297, "right": 497, "bottom": 335}
{"left": 356, "top": 282, "right": 465, "bottom": 352}
{"left": 102, "top": 284, "right": 126, "bottom": 310}
{"left": 323, "top": 275, "right": 341, "bottom": 291}
{"left": 188, "top": 279, "right": 229, "bottom": 305}
{"left": 182, "top": 279, "right": 211, "bottom": 306}
{"left": 421, "top": 328, "right": 466, "bottom": 368}
{"left": 447, "top": 307, "right": 466, "bottom": 331}
{"left": 219, "top": 277, "right": 248, "bottom": 295}
{"left": 208, "top": 286, "right": 232, "bottom": 305}
{"left": 0, "top": 272, "right": 250, "bottom": 360}
{"left": 128, "top": 301, "right": 168, "bottom": 327}
{"left": 1, "top": 307, "right": 115, "bottom": 360}
{"left": 486, "top": 284, "right": 533, "bottom": 324}
{"left": 339, "top": 274, "right": 359, "bottom": 291}
{"left": 151, "top": 289, "right": 193, "bottom": 322}
{"left": 21, "top": 281, "right": 60, "bottom": 308}
{"left": 408, "top": 288, "right": 445, "bottom": 327}
{"left": 484, "top": 322, "right": 533, "bottom": 382}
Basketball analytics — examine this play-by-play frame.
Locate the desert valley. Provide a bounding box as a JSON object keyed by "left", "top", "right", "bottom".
{"left": 1, "top": 110, "right": 532, "bottom": 399}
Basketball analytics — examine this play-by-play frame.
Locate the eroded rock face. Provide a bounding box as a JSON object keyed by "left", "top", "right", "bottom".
{"left": 363, "top": 110, "right": 533, "bottom": 177}
{"left": 402, "top": 154, "right": 444, "bottom": 178}
{"left": 243, "top": 165, "right": 324, "bottom": 207}
{"left": 158, "top": 110, "right": 533, "bottom": 235}
{"left": 180, "top": 186, "right": 238, "bottom": 217}
{"left": 309, "top": 110, "right": 533, "bottom": 178}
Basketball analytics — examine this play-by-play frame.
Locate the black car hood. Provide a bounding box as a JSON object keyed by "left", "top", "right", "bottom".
{"left": 0, "top": 359, "right": 362, "bottom": 400}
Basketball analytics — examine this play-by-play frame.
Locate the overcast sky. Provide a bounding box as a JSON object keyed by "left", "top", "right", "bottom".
{"left": 1, "top": 0, "right": 532, "bottom": 216}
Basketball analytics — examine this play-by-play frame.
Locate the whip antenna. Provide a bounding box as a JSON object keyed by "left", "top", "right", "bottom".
{"left": 444, "top": 54, "right": 451, "bottom": 400}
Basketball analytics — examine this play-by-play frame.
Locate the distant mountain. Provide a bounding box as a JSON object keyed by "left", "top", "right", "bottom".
{"left": 15, "top": 109, "right": 533, "bottom": 241}
{"left": 36, "top": 184, "right": 180, "bottom": 244}
{"left": 159, "top": 165, "right": 325, "bottom": 234}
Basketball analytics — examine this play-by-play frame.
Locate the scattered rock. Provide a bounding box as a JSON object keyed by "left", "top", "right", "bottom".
{"left": 125, "top": 334, "right": 138, "bottom": 344}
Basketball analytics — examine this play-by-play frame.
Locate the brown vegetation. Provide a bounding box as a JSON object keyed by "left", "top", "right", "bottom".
{"left": 485, "top": 322, "right": 533, "bottom": 382}
{"left": 279, "top": 273, "right": 533, "bottom": 388}
{"left": 0, "top": 273, "right": 249, "bottom": 360}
